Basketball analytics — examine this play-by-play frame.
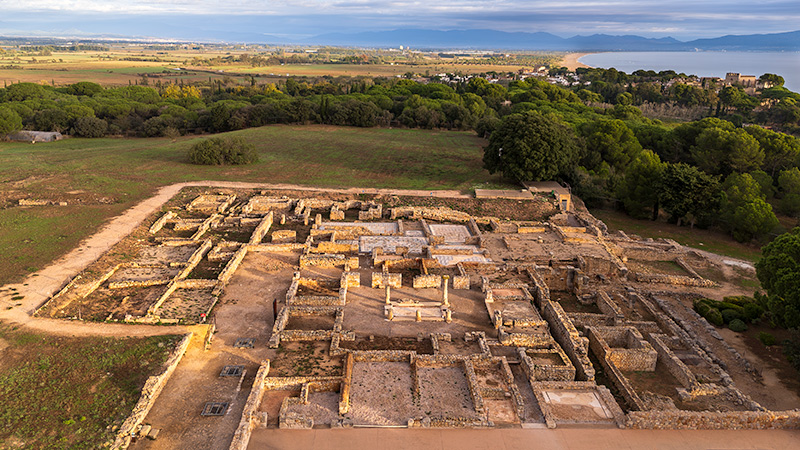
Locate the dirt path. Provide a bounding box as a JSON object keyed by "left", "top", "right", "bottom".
{"left": 0, "top": 181, "right": 468, "bottom": 337}
{"left": 248, "top": 427, "right": 800, "bottom": 450}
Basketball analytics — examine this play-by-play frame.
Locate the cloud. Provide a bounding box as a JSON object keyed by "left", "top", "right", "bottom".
{"left": 0, "top": 0, "right": 796, "bottom": 39}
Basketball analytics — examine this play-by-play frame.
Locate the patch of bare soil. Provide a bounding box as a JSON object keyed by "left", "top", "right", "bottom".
{"left": 719, "top": 327, "right": 800, "bottom": 410}
{"left": 270, "top": 341, "right": 343, "bottom": 377}
{"left": 286, "top": 391, "right": 340, "bottom": 428}
{"left": 260, "top": 391, "right": 299, "bottom": 426}
{"left": 339, "top": 335, "right": 433, "bottom": 354}
{"left": 387, "top": 195, "right": 558, "bottom": 222}
{"left": 417, "top": 366, "right": 479, "bottom": 418}
{"left": 665, "top": 297, "right": 800, "bottom": 411}
{"left": 438, "top": 339, "right": 482, "bottom": 356}
{"left": 285, "top": 315, "right": 336, "bottom": 331}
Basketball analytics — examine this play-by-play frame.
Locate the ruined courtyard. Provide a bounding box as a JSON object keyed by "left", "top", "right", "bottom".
{"left": 27, "top": 186, "right": 800, "bottom": 449}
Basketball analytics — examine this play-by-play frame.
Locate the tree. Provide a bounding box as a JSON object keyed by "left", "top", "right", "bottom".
{"left": 691, "top": 127, "right": 763, "bottom": 175}
{"left": 580, "top": 119, "right": 642, "bottom": 170}
{"left": 66, "top": 81, "right": 103, "bottom": 97}
{"left": 778, "top": 168, "right": 800, "bottom": 216}
{"left": 483, "top": 111, "right": 580, "bottom": 182}
{"left": 659, "top": 163, "right": 721, "bottom": 228}
{"left": 756, "top": 227, "right": 800, "bottom": 328}
{"left": 33, "top": 108, "right": 70, "bottom": 132}
{"left": 0, "top": 107, "right": 22, "bottom": 136}
{"left": 720, "top": 173, "right": 778, "bottom": 242}
{"left": 5, "top": 82, "right": 46, "bottom": 101}
{"left": 745, "top": 125, "right": 800, "bottom": 176}
{"left": 72, "top": 116, "right": 108, "bottom": 138}
{"left": 616, "top": 149, "right": 665, "bottom": 220}
{"left": 759, "top": 73, "right": 785, "bottom": 88}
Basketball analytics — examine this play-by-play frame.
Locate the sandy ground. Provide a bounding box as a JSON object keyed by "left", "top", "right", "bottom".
{"left": 558, "top": 53, "right": 592, "bottom": 71}
{"left": 248, "top": 428, "right": 800, "bottom": 450}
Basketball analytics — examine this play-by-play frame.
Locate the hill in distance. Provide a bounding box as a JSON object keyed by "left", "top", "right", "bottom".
{"left": 302, "top": 29, "right": 800, "bottom": 52}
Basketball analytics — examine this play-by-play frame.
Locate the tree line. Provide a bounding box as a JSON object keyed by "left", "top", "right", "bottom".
{"left": 0, "top": 73, "right": 799, "bottom": 245}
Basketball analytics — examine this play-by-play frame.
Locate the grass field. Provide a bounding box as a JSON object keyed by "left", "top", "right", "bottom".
{"left": 0, "top": 49, "right": 533, "bottom": 86}
{"left": 590, "top": 208, "right": 764, "bottom": 262}
{"left": 0, "top": 125, "right": 501, "bottom": 285}
{"left": 0, "top": 325, "right": 181, "bottom": 449}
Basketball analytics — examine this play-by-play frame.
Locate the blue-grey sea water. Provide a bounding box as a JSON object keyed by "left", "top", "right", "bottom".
{"left": 578, "top": 52, "right": 800, "bottom": 92}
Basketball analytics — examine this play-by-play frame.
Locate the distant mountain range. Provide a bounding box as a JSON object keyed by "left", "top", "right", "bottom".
{"left": 301, "top": 29, "right": 800, "bottom": 52}
{"left": 1, "top": 27, "right": 798, "bottom": 52}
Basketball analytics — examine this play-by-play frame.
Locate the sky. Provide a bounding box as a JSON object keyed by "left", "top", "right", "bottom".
{"left": 0, "top": 0, "right": 797, "bottom": 41}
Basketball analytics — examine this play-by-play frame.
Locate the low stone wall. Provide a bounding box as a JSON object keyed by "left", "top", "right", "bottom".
{"left": 627, "top": 410, "right": 800, "bottom": 429}
{"left": 190, "top": 213, "right": 220, "bottom": 240}
{"left": 249, "top": 243, "right": 305, "bottom": 253}
{"left": 177, "top": 238, "right": 213, "bottom": 279}
{"left": 539, "top": 299, "right": 595, "bottom": 381}
{"left": 413, "top": 274, "right": 442, "bottom": 288}
{"left": 341, "top": 272, "right": 360, "bottom": 288}
{"left": 330, "top": 205, "right": 345, "bottom": 221}
{"left": 339, "top": 353, "right": 355, "bottom": 414}
{"left": 112, "top": 333, "right": 193, "bottom": 449}
{"left": 596, "top": 291, "right": 625, "bottom": 322}
{"left": 228, "top": 361, "right": 271, "bottom": 450}
{"left": 271, "top": 229, "right": 297, "bottom": 243}
{"left": 519, "top": 347, "right": 576, "bottom": 382}
{"left": 300, "top": 254, "right": 348, "bottom": 269}
{"left": 149, "top": 211, "right": 176, "bottom": 234}
{"left": 218, "top": 246, "right": 248, "bottom": 284}
{"left": 313, "top": 241, "right": 358, "bottom": 254}
{"left": 390, "top": 206, "right": 472, "bottom": 223}
{"left": 587, "top": 326, "right": 657, "bottom": 372}
{"left": 108, "top": 279, "right": 173, "bottom": 290}
{"left": 498, "top": 331, "right": 553, "bottom": 347}
{"left": 452, "top": 275, "right": 470, "bottom": 290}
{"left": 631, "top": 272, "right": 715, "bottom": 287}
{"left": 248, "top": 211, "right": 273, "bottom": 245}
{"left": 371, "top": 272, "right": 402, "bottom": 288}
{"left": 647, "top": 333, "right": 697, "bottom": 390}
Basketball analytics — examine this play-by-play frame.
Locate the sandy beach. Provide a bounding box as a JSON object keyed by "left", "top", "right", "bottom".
{"left": 558, "top": 52, "right": 593, "bottom": 70}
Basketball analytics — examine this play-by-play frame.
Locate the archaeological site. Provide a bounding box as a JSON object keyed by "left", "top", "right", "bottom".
{"left": 26, "top": 185, "right": 800, "bottom": 449}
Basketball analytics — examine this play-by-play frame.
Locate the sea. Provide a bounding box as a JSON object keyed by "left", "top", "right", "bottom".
{"left": 578, "top": 52, "right": 800, "bottom": 92}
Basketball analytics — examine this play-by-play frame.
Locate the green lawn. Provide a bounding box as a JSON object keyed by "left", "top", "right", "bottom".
{"left": 0, "top": 325, "right": 181, "bottom": 449}
{"left": 590, "top": 208, "right": 763, "bottom": 262}
{"left": 0, "top": 125, "right": 501, "bottom": 285}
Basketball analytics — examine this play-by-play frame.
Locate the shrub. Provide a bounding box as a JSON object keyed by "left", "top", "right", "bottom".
{"left": 723, "top": 296, "right": 754, "bottom": 307}
{"left": 187, "top": 136, "right": 258, "bottom": 165}
{"left": 742, "top": 302, "right": 765, "bottom": 322}
{"left": 728, "top": 319, "right": 748, "bottom": 332}
{"left": 705, "top": 308, "right": 724, "bottom": 326}
{"left": 757, "top": 331, "right": 776, "bottom": 346}
{"left": 721, "top": 308, "right": 742, "bottom": 324}
{"left": 695, "top": 302, "right": 712, "bottom": 318}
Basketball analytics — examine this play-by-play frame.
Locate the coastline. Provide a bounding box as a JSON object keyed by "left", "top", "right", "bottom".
{"left": 558, "top": 52, "right": 594, "bottom": 70}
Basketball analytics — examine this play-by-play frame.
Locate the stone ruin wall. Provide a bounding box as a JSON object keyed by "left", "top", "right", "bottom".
{"left": 112, "top": 333, "right": 193, "bottom": 450}
{"left": 228, "top": 361, "right": 271, "bottom": 450}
